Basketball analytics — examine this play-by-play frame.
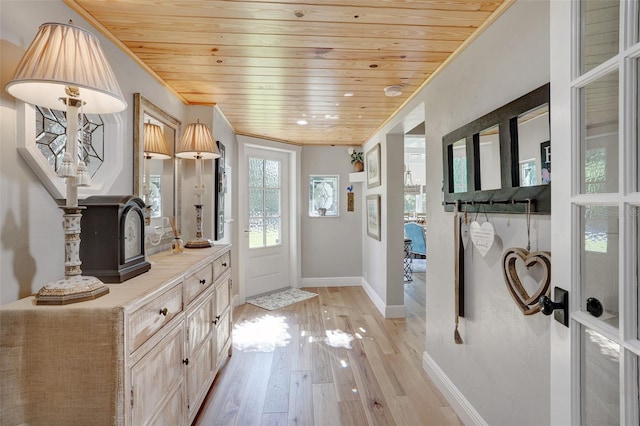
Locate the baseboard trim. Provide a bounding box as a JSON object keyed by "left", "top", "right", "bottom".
{"left": 361, "top": 278, "right": 405, "bottom": 319}
{"left": 422, "top": 351, "right": 487, "bottom": 426}
{"left": 300, "top": 276, "right": 362, "bottom": 287}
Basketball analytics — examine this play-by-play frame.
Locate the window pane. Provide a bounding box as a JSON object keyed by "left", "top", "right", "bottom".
{"left": 581, "top": 0, "right": 619, "bottom": 74}
{"left": 580, "top": 206, "right": 619, "bottom": 328}
{"left": 265, "top": 218, "right": 281, "bottom": 246}
{"left": 264, "top": 189, "right": 280, "bottom": 217}
{"left": 517, "top": 104, "right": 550, "bottom": 186}
{"left": 249, "top": 157, "right": 263, "bottom": 187}
{"left": 309, "top": 175, "right": 339, "bottom": 217}
{"left": 581, "top": 326, "right": 620, "bottom": 425}
{"left": 580, "top": 72, "right": 619, "bottom": 194}
{"left": 249, "top": 189, "right": 264, "bottom": 218}
{"left": 264, "top": 159, "right": 280, "bottom": 188}
{"left": 479, "top": 124, "right": 501, "bottom": 190}
{"left": 249, "top": 218, "right": 264, "bottom": 249}
{"left": 451, "top": 139, "right": 467, "bottom": 193}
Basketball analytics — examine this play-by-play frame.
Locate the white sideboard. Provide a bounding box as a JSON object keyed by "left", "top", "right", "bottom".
{"left": 0, "top": 245, "right": 232, "bottom": 425}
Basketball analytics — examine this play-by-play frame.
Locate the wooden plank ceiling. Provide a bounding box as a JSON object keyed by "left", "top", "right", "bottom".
{"left": 65, "top": 0, "right": 512, "bottom": 146}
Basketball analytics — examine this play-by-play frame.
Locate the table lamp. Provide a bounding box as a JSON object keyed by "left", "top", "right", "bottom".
{"left": 175, "top": 120, "right": 220, "bottom": 248}
{"left": 5, "top": 21, "right": 126, "bottom": 304}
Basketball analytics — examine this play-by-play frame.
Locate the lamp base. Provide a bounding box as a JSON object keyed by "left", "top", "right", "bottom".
{"left": 184, "top": 238, "right": 213, "bottom": 249}
{"left": 35, "top": 275, "right": 109, "bottom": 305}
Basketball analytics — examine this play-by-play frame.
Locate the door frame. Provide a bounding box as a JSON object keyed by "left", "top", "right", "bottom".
{"left": 236, "top": 135, "right": 302, "bottom": 304}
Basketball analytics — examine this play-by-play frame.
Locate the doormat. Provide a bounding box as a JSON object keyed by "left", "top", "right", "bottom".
{"left": 247, "top": 288, "right": 317, "bottom": 311}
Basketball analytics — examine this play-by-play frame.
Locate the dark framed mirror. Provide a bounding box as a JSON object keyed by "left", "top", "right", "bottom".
{"left": 442, "top": 83, "right": 550, "bottom": 213}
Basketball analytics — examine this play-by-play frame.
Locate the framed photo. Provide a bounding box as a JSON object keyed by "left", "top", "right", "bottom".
{"left": 366, "top": 195, "right": 381, "bottom": 240}
{"left": 366, "top": 143, "right": 381, "bottom": 188}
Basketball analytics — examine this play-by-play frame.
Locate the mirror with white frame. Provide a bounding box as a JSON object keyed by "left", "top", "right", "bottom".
{"left": 133, "top": 93, "right": 182, "bottom": 252}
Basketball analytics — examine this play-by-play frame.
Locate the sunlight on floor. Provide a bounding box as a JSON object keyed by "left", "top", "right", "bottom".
{"left": 233, "top": 314, "right": 291, "bottom": 352}
{"left": 324, "top": 329, "right": 354, "bottom": 349}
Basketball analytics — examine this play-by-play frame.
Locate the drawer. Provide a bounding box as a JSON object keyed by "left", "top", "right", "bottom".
{"left": 213, "top": 251, "right": 230, "bottom": 281}
{"left": 129, "top": 284, "right": 183, "bottom": 352}
{"left": 215, "top": 277, "right": 230, "bottom": 318}
{"left": 184, "top": 262, "right": 213, "bottom": 306}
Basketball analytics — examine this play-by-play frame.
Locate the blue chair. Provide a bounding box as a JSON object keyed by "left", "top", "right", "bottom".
{"left": 404, "top": 223, "right": 426, "bottom": 258}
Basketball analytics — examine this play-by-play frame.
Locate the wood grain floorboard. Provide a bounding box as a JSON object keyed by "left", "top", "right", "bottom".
{"left": 194, "top": 274, "right": 461, "bottom": 425}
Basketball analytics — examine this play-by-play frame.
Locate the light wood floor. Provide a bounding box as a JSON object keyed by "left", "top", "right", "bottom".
{"left": 194, "top": 272, "right": 461, "bottom": 426}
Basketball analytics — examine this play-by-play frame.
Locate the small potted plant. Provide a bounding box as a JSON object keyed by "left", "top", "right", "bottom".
{"left": 348, "top": 148, "right": 364, "bottom": 172}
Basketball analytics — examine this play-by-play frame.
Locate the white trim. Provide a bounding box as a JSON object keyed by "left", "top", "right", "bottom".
{"left": 360, "top": 277, "right": 406, "bottom": 319}
{"left": 231, "top": 293, "right": 244, "bottom": 308}
{"left": 300, "top": 277, "right": 362, "bottom": 287}
{"left": 422, "top": 351, "right": 488, "bottom": 426}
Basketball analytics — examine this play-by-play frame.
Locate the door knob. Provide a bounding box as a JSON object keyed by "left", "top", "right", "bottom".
{"left": 538, "top": 287, "right": 569, "bottom": 327}
{"left": 586, "top": 297, "right": 603, "bottom": 317}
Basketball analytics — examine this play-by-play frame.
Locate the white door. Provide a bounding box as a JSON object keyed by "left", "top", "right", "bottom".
{"left": 550, "top": 1, "right": 639, "bottom": 424}
{"left": 243, "top": 147, "right": 291, "bottom": 298}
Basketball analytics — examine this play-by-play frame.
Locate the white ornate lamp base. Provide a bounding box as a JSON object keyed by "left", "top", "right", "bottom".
{"left": 35, "top": 275, "right": 109, "bottom": 305}
{"left": 185, "top": 204, "right": 213, "bottom": 248}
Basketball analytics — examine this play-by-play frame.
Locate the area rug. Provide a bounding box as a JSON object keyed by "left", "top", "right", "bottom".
{"left": 247, "top": 288, "right": 318, "bottom": 311}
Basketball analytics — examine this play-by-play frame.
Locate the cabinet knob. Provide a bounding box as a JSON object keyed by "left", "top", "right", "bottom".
{"left": 221, "top": 262, "right": 227, "bottom": 267}
{"left": 159, "top": 307, "right": 168, "bottom": 316}
{"left": 182, "top": 358, "right": 189, "bottom": 365}
{"left": 199, "top": 279, "right": 206, "bottom": 285}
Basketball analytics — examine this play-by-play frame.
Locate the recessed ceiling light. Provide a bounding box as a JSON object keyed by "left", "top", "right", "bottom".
{"left": 384, "top": 85, "right": 403, "bottom": 97}
{"left": 344, "top": 92, "right": 354, "bottom": 97}
{"left": 297, "top": 119, "right": 308, "bottom": 125}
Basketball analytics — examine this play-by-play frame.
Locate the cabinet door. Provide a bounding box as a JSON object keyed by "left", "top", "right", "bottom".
{"left": 215, "top": 310, "right": 231, "bottom": 369}
{"left": 131, "top": 322, "right": 185, "bottom": 426}
{"left": 186, "top": 289, "right": 215, "bottom": 421}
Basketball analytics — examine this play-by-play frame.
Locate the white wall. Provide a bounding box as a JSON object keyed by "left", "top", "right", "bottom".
{"left": 0, "top": 1, "right": 228, "bottom": 304}
{"left": 361, "top": 0, "right": 551, "bottom": 423}
{"left": 300, "top": 146, "right": 362, "bottom": 284}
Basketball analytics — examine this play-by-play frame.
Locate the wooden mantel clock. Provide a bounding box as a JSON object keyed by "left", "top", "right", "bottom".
{"left": 79, "top": 195, "right": 151, "bottom": 283}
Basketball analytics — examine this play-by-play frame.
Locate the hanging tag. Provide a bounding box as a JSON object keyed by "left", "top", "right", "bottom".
{"left": 470, "top": 221, "right": 495, "bottom": 257}
{"left": 460, "top": 221, "right": 470, "bottom": 249}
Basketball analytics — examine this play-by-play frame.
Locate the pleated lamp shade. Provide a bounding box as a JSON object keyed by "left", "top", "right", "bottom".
{"left": 144, "top": 122, "right": 172, "bottom": 159}
{"left": 5, "top": 22, "right": 126, "bottom": 114}
{"left": 176, "top": 121, "right": 220, "bottom": 160}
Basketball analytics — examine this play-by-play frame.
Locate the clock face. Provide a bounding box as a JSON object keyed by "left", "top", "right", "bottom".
{"left": 124, "top": 208, "right": 142, "bottom": 261}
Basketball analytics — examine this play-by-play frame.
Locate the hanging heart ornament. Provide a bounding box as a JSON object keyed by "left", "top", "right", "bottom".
{"left": 501, "top": 248, "right": 551, "bottom": 315}
{"left": 469, "top": 221, "right": 495, "bottom": 257}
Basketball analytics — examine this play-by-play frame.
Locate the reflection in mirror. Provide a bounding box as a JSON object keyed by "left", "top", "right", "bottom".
{"left": 478, "top": 124, "right": 501, "bottom": 190}
{"left": 451, "top": 139, "right": 467, "bottom": 193}
{"left": 133, "top": 94, "right": 182, "bottom": 253}
{"left": 517, "top": 103, "right": 550, "bottom": 187}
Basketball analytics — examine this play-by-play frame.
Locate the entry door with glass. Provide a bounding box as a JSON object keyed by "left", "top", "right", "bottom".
{"left": 245, "top": 148, "right": 291, "bottom": 298}
{"left": 550, "top": 1, "right": 639, "bottom": 424}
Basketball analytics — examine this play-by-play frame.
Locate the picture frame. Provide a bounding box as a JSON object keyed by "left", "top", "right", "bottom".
{"left": 366, "top": 143, "right": 381, "bottom": 188}
{"left": 214, "top": 140, "right": 225, "bottom": 240}
{"left": 366, "top": 195, "right": 381, "bottom": 240}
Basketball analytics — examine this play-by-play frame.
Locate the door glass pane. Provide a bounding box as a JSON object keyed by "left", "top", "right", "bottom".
{"left": 581, "top": 206, "right": 619, "bottom": 328}
{"left": 580, "top": 71, "right": 619, "bottom": 194}
{"left": 479, "top": 124, "right": 501, "bottom": 190}
{"left": 264, "top": 159, "right": 280, "bottom": 188}
{"left": 249, "top": 158, "right": 264, "bottom": 187}
{"left": 580, "top": 0, "right": 619, "bottom": 74}
{"left": 248, "top": 156, "right": 282, "bottom": 249}
{"left": 451, "top": 139, "right": 467, "bottom": 193}
{"left": 265, "top": 218, "right": 281, "bottom": 246}
{"left": 249, "top": 218, "right": 264, "bottom": 249}
{"left": 581, "top": 325, "right": 620, "bottom": 426}
{"left": 249, "top": 189, "right": 263, "bottom": 218}
{"left": 264, "top": 189, "right": 280, "bottom": 217}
